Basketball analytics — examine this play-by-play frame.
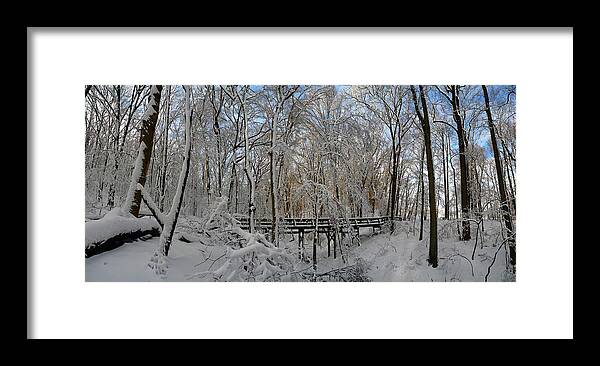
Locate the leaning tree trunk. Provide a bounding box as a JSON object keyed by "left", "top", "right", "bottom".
{"left": 160, "top": 85, "right": 193, "bottom": 256}
{"left": 411, "top": 85, "right": 438, "bottom": 268}
{"left": 122, "top": 85, "right": 163, "bottom": 217}
{"left": 482, "top": 85, "right": 516, "bottom": 270}
{"left": 139, "top": 86, "right": 194, "bottom": 270}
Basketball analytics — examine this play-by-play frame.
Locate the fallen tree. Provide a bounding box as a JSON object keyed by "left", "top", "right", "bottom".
{"left": 85, "top": 207, "right": 160, "bottom": 258}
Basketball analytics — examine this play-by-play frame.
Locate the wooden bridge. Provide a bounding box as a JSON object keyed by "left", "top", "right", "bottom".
{"left": 136, "top": 211, "right": 389, "bottom": 259}
{"left": 138, "top": 212, "right": 390, "bottom": 235}
{"left": 237, "top": 216, "right": 390, "bottom": 258}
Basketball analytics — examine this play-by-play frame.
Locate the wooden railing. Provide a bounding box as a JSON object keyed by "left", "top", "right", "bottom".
{"left": 236, "top": 216, "right": 389, "bottom": 233}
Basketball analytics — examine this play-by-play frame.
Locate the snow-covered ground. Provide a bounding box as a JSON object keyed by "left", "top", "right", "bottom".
{"left": 86, "top": 215, "right": 515, "bottom": 282}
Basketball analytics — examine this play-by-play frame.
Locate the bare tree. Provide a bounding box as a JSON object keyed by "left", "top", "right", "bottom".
{"left": 411, "top": 85, "right": 438, "bottom": 267}
{"left": 435, "top": 85, "right": 471, "bottom": 240}
{"left": 482, "top": 85, "right": 516, "bottom": 271}
{"left": 418, "top": 141, "right": 425, "bottom": 241}
{"left": 237, "top": 87, "right": 257, "bottom": 233}
{"left": 140, "top": 85, "right": 196, "bottom": 261}
{"left": 264, "top": 85, "right": 299, "bottom": 246}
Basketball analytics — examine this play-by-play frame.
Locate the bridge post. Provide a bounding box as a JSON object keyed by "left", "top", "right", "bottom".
{"left": 333, "top": 229, "right": 337, "bottom": 259}
{"left": 312, "top": 236, "right": 317, "bottom": 270}
{"left": 298, "top": 229, "right": 304, "bottom": 261}
{"left": 326, "top": 231, "right": 331, "bottom": 257}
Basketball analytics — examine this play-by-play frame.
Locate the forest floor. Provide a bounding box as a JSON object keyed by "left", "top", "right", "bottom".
{"left": 85, "top": 215, "right": 515, "bottom": 282}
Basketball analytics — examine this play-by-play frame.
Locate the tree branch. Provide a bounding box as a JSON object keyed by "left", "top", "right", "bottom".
{"left": 433, "top": 120, "right": 459, "bottom": 134}
{"left": 137, "top": 183, "right": 165, "bottom": 228}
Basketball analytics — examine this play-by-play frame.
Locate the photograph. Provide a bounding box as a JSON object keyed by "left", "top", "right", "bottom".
{"left": 29, "top": 27, "right": 573, "bottom": 339}
{"left": 84, "top": 84, "right": 517, "bottom": 282}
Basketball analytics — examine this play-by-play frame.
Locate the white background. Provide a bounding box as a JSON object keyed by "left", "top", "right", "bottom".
{"left": 28, "top": 28, "right": 573, "bottom": 339}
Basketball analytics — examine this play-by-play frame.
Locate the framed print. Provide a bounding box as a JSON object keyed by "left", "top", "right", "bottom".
{"left": 28, "top": 27, "right": 573, "bottom": 339}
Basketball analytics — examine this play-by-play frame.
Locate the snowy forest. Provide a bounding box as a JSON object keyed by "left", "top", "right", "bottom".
{"left": 84, "top": 85, "right": 516, "bottom": 282}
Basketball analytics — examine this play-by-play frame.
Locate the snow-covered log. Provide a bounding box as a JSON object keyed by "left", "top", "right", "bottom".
{"left": 85, "top": 207, "right": 160, "bottom": 258}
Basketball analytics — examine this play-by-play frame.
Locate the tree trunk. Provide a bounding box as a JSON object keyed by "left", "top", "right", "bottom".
{"left": 395, "top": 153, "right": 403, "bottom": 220}
{"left": 411, "top": 85, "right": 438, "bottom": 267}
{"left": 312, "top": 163, "right": 319, "bottom": 271}
{"left": 482, "top": 85, "right": 516, "bottom": 270}
{"left": 107, "top": 85, "right": 121, "bottom": 209}
{"left": 160, "top": 86, "right": 171, "bottom": 212}
{"left": 239, "top": 89, "right": 255, "bottom": 233}
{"left": 205, "top": 154, "right": 211, "bottom": 205}
{"left": 122, "top": 85, "right": 163, "bottom": 217}
{"left": 388, "top": 137, "right": 398, "bottom": 230}
{"left": 270, "top": 95, "right": 281, "bottom": 247}
{"left": 441, "top": 129, "right": 450, "bottom": 219}
{"left": 450, "top": 86, "right": 471, "bottom": 240}
{"left": 501, "top": 139, "right": 517, "bottom": 215}
{"left": 160, "top": 85, "right": 193, "bottom": 256}
{"left": 450, "top": 156, "right": 460, "bottom": 224}
{"left": 418, "top": 143, "right": 425, "bottom": 241}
